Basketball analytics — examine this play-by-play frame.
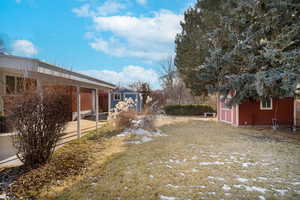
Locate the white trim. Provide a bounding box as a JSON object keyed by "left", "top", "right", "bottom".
{"left": 220, "top": 119, "right": 232, "bottom": 124}
{"left": 294, "top": 98, "right": 297, "bottom": 127}
{"left": 236, "top": 104, "right": 239, "bottom": 126}
{"left": 260, "top": 98, "right": 273, "bottom": 110}
{"left": 108, "top": 92, "right": 111, "bottom": 112}
{"left": 231, "top": 104, "right": 234, "bottom": 125}
{"left": 76, "top": 86, "right": 81, "bottom": 138}
{"left": 95, "top": 88, "right": 99, "bottom": 133}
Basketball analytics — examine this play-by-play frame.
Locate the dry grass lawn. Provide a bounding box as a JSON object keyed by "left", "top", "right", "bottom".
{"left": 49, "top": 118, "right": 300, "bottom": 200}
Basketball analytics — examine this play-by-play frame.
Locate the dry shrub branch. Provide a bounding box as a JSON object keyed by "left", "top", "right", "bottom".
{"left": 8, "top": 88, "right": 71, "bottom": 169}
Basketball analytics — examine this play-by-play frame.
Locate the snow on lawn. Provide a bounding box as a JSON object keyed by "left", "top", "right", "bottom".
{"left": 118, "top": 128, "right": 167, "bottom": 144}
{"left": 160, "top": 195, "right": 178, "bottom": 200}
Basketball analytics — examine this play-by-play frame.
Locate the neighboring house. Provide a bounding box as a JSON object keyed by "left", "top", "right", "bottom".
{"left": 218, "top": 95, "right": 297, "bottom": 127}
{"left": 109, "top": 88, "right": 142, "bottom": 112}
{"left": 0, "top": 54, "right": 115, "bottom": 132}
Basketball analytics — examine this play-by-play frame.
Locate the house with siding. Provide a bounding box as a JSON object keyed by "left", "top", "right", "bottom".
{"left": 217, "top": 94, "right": 298, "bottom": 128}
{"left": 0, "top": 54, "right": 115, "bottom": 134}
{"left": 109, "top": 88, "right": 142, "bottom": 112}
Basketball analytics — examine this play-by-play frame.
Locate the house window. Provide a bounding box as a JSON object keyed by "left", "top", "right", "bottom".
{"left": 17, "top": 77, "right": 25, "bottom": 93}
{"left": 5, "top": 75, "right": 37, "bottom": 95}
{"left": 25, "top": 78, "right": 37, "bottom": 91}
{"left": 6, "top": 76, "right": 15, "bottom": 94}
{"left": 260, "top": 98, "right": 272, "bottom": 110}
{"left": 113, "top": 93, "right": 121, "bottom": 101}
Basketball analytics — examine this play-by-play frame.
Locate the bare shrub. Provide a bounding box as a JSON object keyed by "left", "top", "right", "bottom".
{"left": 108, "top": 98, "right": 137, "bottom": 129}
{"left": 8, "top": 88, "right": 70, "bottom": 168}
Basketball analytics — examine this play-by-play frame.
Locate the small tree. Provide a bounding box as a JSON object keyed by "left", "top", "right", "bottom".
{"left": 129, "top": 81, "right": 152, "bottom": 109}
{"left": 9, "top": 88, "right": 70, "bottom": 168}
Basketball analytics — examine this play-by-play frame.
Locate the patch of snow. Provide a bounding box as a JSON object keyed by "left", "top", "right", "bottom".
{"left": 233, "top": 185, "right": 243, "bottom": 189}
{"left": 119, "top": 128, "right": 167, "bottom": 144}
{"left": 291, "top": 182, "right": 300, "bottom": 186}
{"left": 233, "top": 185, "right": 267, "bottom": 193}
{"left": 242, "top": 162, "right": 257, "bottom": 167}
{"left": 192, "top": 168, "right": 199, "bottom": 172}
{"left": 199, "top": 161, "right": 224, "bottom": 166}
{"left": 190, "top": 185, "right": 206, "bottom": 189}
{"left": 149, "top": 175, "right": 154, "bottom": 179}
{"left": 274, "top": 189, "right": 288, "bottom": 196}
{"left": 192, "top": 156, "right": 198, "bottom": 160}
{"left": 225, "top": 193, "right": 231, "bottom": 196}
{"left": 258, "top": 177, "right": 268, "bottom": 181}
{"left": 208, "top": 176, "right": 225, "bottom": 181}
{"left": 179, "top": 172, "right": 185, "bottom": 177}
{"left": 258, "top": 196, "right": 266, "bottom": 200}
{"left": 160, "top": 195, "right": 177, "bottom": 200}
{"left": 142, "top": 136, "right": 153, "bottom": 142}
{"left": 222, "top": 184, "right": 231, "bottom": 191}
{"left": 237, "top": 178, "right": 249, "bottom": 183}
{"left": 0, "top": 194, "right": 6, "bottom": 199}
{"left": 166, "top": 165, "right": 173, "bottom": 169}
{"left": 207, "top": 192, "right": 216, "bottom": 195}
{"left": 166, "top": 184, "right": 180, "bottom": 189}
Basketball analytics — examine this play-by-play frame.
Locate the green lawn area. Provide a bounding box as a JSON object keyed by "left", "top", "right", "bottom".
{"left": 49, "top": 118, "right": 300, "bottom": 200}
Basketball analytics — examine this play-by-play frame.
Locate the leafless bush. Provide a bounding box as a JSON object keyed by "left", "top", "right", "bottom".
{"left": 108, "top": 98, "right": 137, "bottom": 129}
{"left": 8, "top": 88, "right": 71, "bottom": 168}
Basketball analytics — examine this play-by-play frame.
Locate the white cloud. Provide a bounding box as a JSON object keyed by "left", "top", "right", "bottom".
{"left": 79, "top": 65, "right": 160, "bottom": 88}
{"left": 136, "top": 0, "right": 147, "bottom": 6}
{"left": 11, "top": 40, "right": 38, "bottom": 57}
{"left": 72, "top": 0, "right": 126, "bottom": 17}
{"left": 72, "top": 4, "right": 92, "bottom": 17}
{"left": 96, "top": 0, "right": 126, "bottom": 16}
{"left": 16, "top": 0, "right": 21, "bottom": 3}
{"left": 90, "top": 10, "right": 183, "bottom": 61}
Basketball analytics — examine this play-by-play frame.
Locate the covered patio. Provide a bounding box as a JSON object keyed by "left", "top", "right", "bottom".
{"left": 0, "top": 54, "right": 116, "bottom": 167}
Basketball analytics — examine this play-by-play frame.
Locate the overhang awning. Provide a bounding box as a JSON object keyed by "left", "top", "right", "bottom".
{"left": 0, "top": 54, "right": 116, "bottom": 90}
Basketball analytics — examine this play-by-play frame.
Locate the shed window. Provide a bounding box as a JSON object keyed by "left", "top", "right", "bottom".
{"left": 260, "top": 98, "right": 272, "bottom": 110}
{"left": 113, "top": 93, "right": 121, "bottom": 101}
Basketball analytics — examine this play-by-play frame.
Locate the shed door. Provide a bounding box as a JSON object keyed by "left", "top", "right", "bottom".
{"left": 220, "top": 101, "right": 233, "bottom": 124}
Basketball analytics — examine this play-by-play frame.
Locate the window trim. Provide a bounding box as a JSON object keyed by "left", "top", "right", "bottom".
{"left": 260, "top": 98, "right": 273, "bottom": 110}
{"left": 113, "top": 93, "right": 121, "bottom": 101}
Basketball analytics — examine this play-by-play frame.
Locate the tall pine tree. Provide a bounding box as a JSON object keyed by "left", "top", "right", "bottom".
{"left": 175, "top": 0, "right": 300, "bottom": 105}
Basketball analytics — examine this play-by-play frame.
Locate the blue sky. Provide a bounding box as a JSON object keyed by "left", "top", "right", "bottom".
{"left": 0, "top": 0, "right": 195, "bottom": 88}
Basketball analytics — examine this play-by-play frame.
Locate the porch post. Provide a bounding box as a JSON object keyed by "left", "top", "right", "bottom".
{"left": 139, "top": 93, "right": 142, "bottom": 112}
{"left": 108, "top": 91, "right": 111, "bottom": 114}
{"left": 77, "top": 86, "right": 81, "bottom": 138}
{"left": 95, "top": 88, "right": 99, "bottom": 133}
{"left": 136, "top": 93, "right": 138, "bottom": 111}
{"left": 37, "top": 79, "right": 43, "bottom": 97}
